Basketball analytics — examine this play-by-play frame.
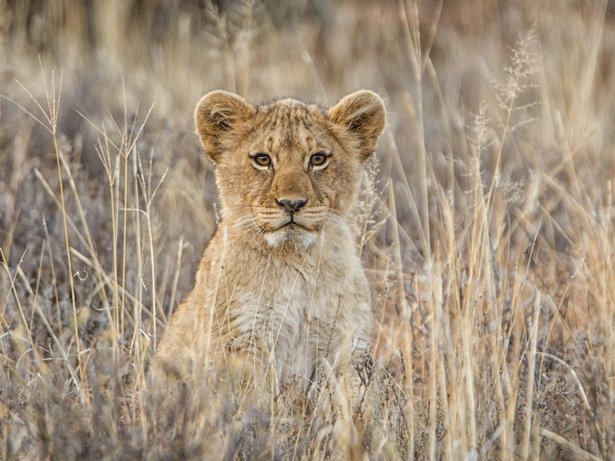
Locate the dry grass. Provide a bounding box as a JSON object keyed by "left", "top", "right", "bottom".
{"left": 1, "top": 0, "right": 615, "bottom": 459}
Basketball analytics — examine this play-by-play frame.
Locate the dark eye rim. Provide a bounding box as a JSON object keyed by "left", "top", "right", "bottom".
{"left": 251, "top": 152, "right": 272, "bottom": 167}
{"left": 309, "top": 151, "right": 331, "bottom": 167}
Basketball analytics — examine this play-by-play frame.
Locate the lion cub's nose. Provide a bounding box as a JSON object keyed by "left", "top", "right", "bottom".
{"left": 277, "top": 198, "right": 307, "bottom": 214}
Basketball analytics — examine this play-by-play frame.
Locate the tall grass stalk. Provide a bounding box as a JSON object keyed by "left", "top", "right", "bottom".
{"left": 399, "top": 0, "right": 430, "bottom": 258}
{"left": 4, "top": 64, "right": 89, "bottom": 403}
{"left": 387, "top": 179, "right": 414, "bottom": 458}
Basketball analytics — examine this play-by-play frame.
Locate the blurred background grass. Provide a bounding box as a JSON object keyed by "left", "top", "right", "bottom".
{"left": 1, "top": 0, "right": 615, "bottom": 459}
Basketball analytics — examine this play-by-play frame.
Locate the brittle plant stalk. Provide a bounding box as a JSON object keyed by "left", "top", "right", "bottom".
{"left": 399, "top": 0, "right": 431, "bottom": 258}
{"left": 8, "top": 65, "right": 89, "bottom": 401}
{"left": 388, "top": 179, "right": 414, "bottom": 457}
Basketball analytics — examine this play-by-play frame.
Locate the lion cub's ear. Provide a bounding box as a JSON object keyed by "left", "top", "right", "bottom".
{"left": 327, "top": 90, "right": 386, "bottom": 161}
{"left": 195, "top": 90, "right": 256, "bottom": 163}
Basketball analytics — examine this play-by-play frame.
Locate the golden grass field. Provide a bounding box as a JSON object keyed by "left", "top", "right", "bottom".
{"left": 1, "top": 0, "right": 615, "bottom": 459}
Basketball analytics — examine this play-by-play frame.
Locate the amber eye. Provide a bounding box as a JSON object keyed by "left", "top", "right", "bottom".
{"left": 310, "top": 152, "right": 329, "bottom": 167}
{"left": 252, "top": 153, "right": 271, "bottom": 167}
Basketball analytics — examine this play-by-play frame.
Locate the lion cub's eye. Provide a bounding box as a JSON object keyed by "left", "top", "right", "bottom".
{"left": 309, "top": 152, "right": 329, "bottom": 168}
{"left": 252, "top": 153, "right": 272, "bottom": 168}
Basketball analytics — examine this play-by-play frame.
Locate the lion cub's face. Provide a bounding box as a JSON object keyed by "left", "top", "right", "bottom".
{"left": 195, "top": 90, "right": 385, "bottom": 250}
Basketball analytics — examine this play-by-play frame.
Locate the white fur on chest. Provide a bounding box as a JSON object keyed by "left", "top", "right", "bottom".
{"left": 214, "top": 225, "right": 366, "bottom": 384}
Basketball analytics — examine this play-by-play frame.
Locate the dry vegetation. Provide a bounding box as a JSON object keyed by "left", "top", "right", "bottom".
{"left": 1, "top": 0, "right": 615, "bottom": 459}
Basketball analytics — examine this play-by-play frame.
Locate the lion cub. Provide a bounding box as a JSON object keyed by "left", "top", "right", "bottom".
{"left": 156, "top": 90, "right": 385, "bottom": 393}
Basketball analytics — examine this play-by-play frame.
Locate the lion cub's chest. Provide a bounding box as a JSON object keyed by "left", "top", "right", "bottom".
{"left": 212, "top": 241, "right": 350, "bottom": 380}
{"left": 218, "top": 255, "right": 339, "bottom": 338}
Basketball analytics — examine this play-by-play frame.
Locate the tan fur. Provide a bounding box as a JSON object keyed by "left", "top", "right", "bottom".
{"left": 156, "top": 90, "right": 386, "bottom": 396}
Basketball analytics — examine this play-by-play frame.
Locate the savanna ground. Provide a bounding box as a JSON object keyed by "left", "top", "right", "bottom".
{"left": 1, "top": 0, "right": 614, "bottom": 459}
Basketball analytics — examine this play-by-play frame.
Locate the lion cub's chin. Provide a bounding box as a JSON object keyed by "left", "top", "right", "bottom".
{"left": 264, "top": 226, "right": 317, "bottom": 251}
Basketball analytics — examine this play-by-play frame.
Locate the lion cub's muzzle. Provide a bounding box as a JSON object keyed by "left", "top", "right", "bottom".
{"left": 275, "top": 197, "right": 309, "bottom": 229}
{"left": 256, "top": 196, "right": 328, "bottom": 249}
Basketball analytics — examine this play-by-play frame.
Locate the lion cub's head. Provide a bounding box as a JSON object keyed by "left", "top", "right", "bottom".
{"left": 195, "top": 90, "right": 385, "bottom": 250}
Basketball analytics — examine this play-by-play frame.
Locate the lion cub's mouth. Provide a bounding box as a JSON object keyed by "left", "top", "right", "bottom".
{"left": 254, "top": 207, "right": 326, "bottom": 231}
{"left": 251, "top": 205, "right": 330, "bottom": 249}
{"left": 278, "top": 216, "right": 309, "bottom": 230}
{"left": 257, "top": 213, "right": 318, "bottom": 250}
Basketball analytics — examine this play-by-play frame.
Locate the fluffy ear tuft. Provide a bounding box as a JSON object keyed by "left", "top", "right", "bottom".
{"left": 194, "top": 90, "right": 256, "bottom": 163}
{"left": 327, "top": 90, "right": 386, "bottom": 161}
